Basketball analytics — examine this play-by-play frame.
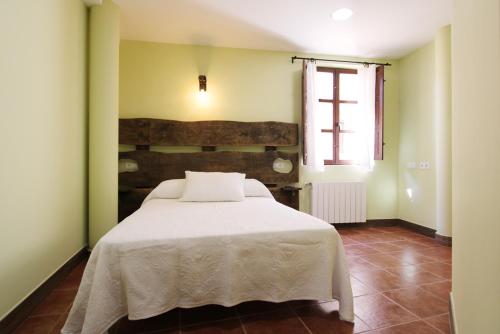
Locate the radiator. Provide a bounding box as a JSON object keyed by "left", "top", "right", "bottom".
{"left": 311, "top": 182, "right": 366, "bottom": 224}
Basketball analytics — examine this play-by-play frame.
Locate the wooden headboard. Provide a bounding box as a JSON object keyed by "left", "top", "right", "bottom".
{"left": 118, "top": 118, "right": 300, "bottom": 220}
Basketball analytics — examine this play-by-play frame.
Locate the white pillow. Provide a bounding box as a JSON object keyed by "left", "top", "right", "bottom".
{"left": 244, "top": 179, "right": 274, "bottom": 198}
{"left": 143, "top": 179, "right": 185, "bottom": 203}
{"left": 180, "top": 171, "right": 245, "bottom": 202}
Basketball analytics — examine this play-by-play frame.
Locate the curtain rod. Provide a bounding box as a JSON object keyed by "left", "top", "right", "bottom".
{"left": 291, "top": 56, "right": 392, "bottom": 67}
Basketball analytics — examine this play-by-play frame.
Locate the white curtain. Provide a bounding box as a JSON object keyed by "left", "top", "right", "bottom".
{"left": 354, "top": 64, "right": 376, "bottom": 171}
{"left": 303, "top": 60, "right": 325, "bottom": 172}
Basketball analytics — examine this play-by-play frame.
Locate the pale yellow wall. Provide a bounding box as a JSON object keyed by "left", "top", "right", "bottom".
{"left": 88, "top": 0, "right": 120, "bottom": 248}
{"left": 119, "top": 41, "right": 400, "bottom": 219}
{"left": 0, "top": 0, "right": 88, "bottom": 320}
{"left": 398, "top": 42, "right": 437, "bottom": 229}
{"left": 434, "top": 26, "right": 452, "bottom": 237}
{"left": 452, "top": 0, "right": 500, "bottom": 332}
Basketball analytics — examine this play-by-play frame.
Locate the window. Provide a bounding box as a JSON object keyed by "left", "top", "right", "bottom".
{"left": 314, "top": 66, "right": 384, "bottom": 165}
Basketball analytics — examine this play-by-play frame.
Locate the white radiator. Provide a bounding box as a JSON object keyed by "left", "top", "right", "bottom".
{"left": 311, "top": 182, "right": 366, "bottom": 224}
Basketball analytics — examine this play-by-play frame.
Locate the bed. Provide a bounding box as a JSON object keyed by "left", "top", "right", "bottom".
{"left": 61, "top": 119, "right": 354, "bottom": 334}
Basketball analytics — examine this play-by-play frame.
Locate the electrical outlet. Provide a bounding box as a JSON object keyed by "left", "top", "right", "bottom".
{"left": 419, "top": 161, "right": 430, "bottom": 169}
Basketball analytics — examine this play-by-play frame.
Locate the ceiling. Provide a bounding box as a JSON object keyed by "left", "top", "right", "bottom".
{"left": 114, "top": 0, "right": 452, "bottom": 59}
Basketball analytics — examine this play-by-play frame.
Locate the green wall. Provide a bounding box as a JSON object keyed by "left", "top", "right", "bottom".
{"left": 88, "top": 0, "right": 120, "bottom": 248}
{"left": 398, "top": 28, "right": 452, "bottom": 234}
{"left": 0, "top": 0, "right": 88, "bottom": 320}
{"left": 452, "top": 0, "right": 500, "bottom": 332}
{"left": 119, "top": 41, "right": 400, "bottom": 219}
{"left": 398, "top": 42, "right": 437, "bottom": 229}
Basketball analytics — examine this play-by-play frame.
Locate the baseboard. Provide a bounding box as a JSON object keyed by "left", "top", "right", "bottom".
{"left": 334, "top": 219, "right": 452, "bottom": 246}
{"left": 398, "top": 219, "right": 436, "bottom": 238}
{"left": 333, "top": 219, "right": 399, "bottom": 229}
{"left": 435, "top": 233, "right": 452, "bottom": 246}
{"left": 0, "top": 247, "right": 89, "bottom": 334}
{"left": 449, "top": 292, "right": 458, "bottom": 334}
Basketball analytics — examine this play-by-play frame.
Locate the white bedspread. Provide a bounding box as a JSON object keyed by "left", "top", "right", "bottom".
{"left": 62, "top": 198, "right": 353, "bottom": 334}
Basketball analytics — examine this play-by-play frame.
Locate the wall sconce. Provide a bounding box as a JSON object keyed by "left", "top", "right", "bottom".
{"left": 197, "top": 75, "right": 209, "bottom": 106}
{"left": 198, "top": 75, "right": 207, "bottom": 92}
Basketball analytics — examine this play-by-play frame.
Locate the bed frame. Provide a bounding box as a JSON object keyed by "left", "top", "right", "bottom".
{"left": 118, "top": 118, "right": 301, "bottom": 220}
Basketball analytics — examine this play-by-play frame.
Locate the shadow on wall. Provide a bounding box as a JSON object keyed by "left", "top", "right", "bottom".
{"left": 178, "top": 0, "right": 304, "bottom": 74}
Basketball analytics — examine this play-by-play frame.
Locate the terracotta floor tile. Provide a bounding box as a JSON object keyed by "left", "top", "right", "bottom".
{"left": 352, "top": 269, "right": 408, "bottom": 292}
{"left": 50, "top": 313, "right": 69, "bottom": 334}
{"left": 410, "top": 237, "right": 442, "bottom": 248}
{"left": 383, "top": 287, "right": 449, "bottom": 318}
{"left": 348, "top": 234, "right": 384, "bottom": 244}
{"left": 347, "top": 256, "right": 380, "bottom": 273}
{"left": 367, "top": 243, "right": 404, "bottom": 253}
{"left": 362, "top": 228, "right": 391, "bottom": 235}
{"left": 369, "top": 226, "right": 407, "bottom": 233}
{"left": 386, "top": 250, "right": 436, "bottom": 265}
{"left": 30, "top": 289, "right": 77, "bottom": 316}
{"left": 242, "top": 309, "right": 310, "bottom": 334}
{"left": 362, "top": 253, "right": 409, "bottom": 268}
{"left": 419, "top": 281, "right": 451, "bottom": 301}
{"left": 387, "top": 241, "right": 430, "bottom": 251}
{"left": 425, "top": 313, "right": 451, "bottom": 334}
{"left": 294, "top": 301, "right": 370, "bottom": 334}
{"left": 416, "top": 247, "right": 452, "bottom": 261}
{"left": 342, "top": 237, "right": 360, "bottom": 245}
{"left": 182, "top": 319, "right": 243, "bottom": 334}
{"left": 345, "top": 244, "right": 379, "bottom": 256}
{"left": 351, "top": 277, "right": 377, "bottom": 297}
{"left": 14, "top": 315, "right": 60, "bottom": 334}
{"left": 354, "top": 294, "right": 417, "bottom": 329}
{"left": 235, "top": 301, "right": 288, "bottom": 316}
{"left": 365, "top": 320, "right": 442, "bottom": 334}
{"left": 365, "top": 235, "right": 396, "bottom": 243}
{"left": 57, "top": 262, "right": 87, "bottom": 290}
{"left": 384, "top": 266, "right": 444, "bottom": 286}
{"left": 373, "top": 233, "right": 408, "bottom": 243}
{"left": 415, "top": 262, "right": 451, "bottom": 280}
{"left": 115, "top": 308, "right": 179, "bottom": 333}
{"left": 181, "top": 305, "right": 238, "bottom": 327}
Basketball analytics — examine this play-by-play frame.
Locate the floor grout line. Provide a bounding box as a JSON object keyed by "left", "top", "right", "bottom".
{"left": 357, "top": 293, "right": 424, "bottom": 330}
{"left": 287, "top": 304, "right": 313, "bottom": 334}
{"left": 234, "top": 308, "right": 248, "bottom": 334}
{"left": 379, "top": 292, "right": 447, "bottom": 328}
{"left": 421, "top": 312, "right": 450, "bottom": 334}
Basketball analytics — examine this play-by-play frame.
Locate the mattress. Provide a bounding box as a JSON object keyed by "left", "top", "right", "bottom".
{"left": 62, "top": 197, "right": 353, "bottom": 334}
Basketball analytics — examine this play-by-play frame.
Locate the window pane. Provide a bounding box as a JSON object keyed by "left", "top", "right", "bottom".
{"left": 339, "top": 132, "right": 359, "bottom": 161}
{"left": 316, "top": 71, "right": 333, "bottom": 99}
{"left": 339, "top": 73, "right": 359, "bottom": 101}
{"left": 339, "top": 103, "right": 359, "bottom": 131}
{"left": 320, "top": 132, "right": 333, "bottom": 161}
{"left": 316, "top": 102, "right": 333, "bottom": 128}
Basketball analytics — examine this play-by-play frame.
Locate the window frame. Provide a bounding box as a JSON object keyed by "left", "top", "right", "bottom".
{"left": 316, "top": 67, "right": 358, "bottom": 165}
{"left": 315, "top": 66, "right": 385, "bottom": 165}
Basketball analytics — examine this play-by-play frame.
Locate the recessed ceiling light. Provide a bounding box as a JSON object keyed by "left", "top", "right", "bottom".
{"left": 331, "top": 8, "right": 354, "bottom": 21}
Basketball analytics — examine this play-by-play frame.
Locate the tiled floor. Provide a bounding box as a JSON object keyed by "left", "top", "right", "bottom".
{"left": 14, "top": 226, "right": 451, "bottom": 334}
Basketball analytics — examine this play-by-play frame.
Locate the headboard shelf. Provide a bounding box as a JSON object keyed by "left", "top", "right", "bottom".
{"left": 119, "top": 150, "right": 298, "bottom": 188}
{"left": 119, "top": 118, "right": 298, "bottom": 147}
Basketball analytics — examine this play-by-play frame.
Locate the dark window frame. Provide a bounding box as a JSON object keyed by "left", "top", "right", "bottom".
{"left": 316, "top": 66, "right": 384, "bottom": 165}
